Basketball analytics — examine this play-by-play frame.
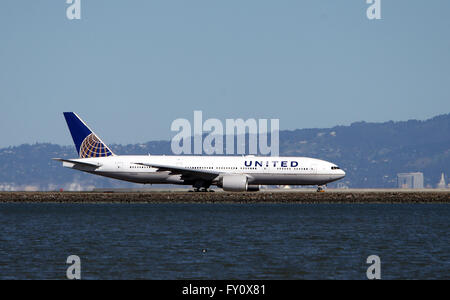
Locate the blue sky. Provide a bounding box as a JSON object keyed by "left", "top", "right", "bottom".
{"left": 0, "top": 0, "right": 449, "bottom": 147}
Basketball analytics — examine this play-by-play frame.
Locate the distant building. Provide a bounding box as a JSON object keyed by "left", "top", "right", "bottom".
{"left": 397, "top": 172, "right": 424, "bottom": 189}
{"left": 337, "top": 182, "right": 349, "bottom": 189}
{"left": 437, "top": 173, "right": 446, "bottom": 189}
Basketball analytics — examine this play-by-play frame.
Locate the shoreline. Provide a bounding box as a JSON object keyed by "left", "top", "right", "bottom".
{"left": 0, "top": 191, "right": 449, "bottom": 204}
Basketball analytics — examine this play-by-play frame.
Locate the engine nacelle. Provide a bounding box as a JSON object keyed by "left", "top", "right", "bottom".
{"left": 220, "top": 175, "right": 260, "bottom": 192}
{"left": 222, "top": 175, "right": 248, "bottom": 192}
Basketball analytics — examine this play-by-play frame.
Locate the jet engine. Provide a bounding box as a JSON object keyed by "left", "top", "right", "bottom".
{"left": 221, "top": 175, "right": 260, "bottom": 192}
{"left": 221, "top": 175, "right": 248, "bottom": 192}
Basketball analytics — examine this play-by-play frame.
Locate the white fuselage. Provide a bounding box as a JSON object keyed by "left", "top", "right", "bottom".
{"left": 63, "top": 155, "right": 346, "bottom": 187}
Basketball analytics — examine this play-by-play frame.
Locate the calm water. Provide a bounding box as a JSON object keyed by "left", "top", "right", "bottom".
{"left": 0, "top": 203, "right": 449, "bottom": 280}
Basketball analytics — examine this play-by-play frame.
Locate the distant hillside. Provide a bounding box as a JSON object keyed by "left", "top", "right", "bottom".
{"left": 279, "top": 114, "right": 450, "bottom": 188}
{"left": 0, "top": 114, "right": 449, "bottom": 190}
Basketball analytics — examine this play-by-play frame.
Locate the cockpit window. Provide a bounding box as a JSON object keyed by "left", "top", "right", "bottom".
{"left": 331, "top": 166, "right": 340, "bottom": 170}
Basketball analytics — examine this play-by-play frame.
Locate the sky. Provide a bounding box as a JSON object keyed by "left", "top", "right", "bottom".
{"left": 0, "top": 0, "right": 449, "bottom": 147}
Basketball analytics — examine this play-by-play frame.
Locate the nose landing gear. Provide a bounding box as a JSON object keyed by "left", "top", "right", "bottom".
{"left": 317, "top": 185, "right": 326, "bottom": 193}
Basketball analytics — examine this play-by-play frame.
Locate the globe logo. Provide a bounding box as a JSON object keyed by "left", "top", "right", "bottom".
{"left": 79, "top": 133, "right": 113, "bottom": 158}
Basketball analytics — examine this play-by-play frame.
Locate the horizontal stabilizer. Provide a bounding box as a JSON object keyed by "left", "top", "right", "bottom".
{"left": 52, "top": 158, "right": 102, "bottom": 168}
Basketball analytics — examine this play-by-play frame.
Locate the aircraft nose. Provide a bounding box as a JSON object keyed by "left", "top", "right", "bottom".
{"left": 340, "top": 170, "right": 346, "bottom": 179}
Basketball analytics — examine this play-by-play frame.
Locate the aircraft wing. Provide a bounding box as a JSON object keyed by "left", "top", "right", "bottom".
{"left": 52, "top": 158, "right": 102, "bottom": 168}
{"left": 134, "top": 162, "right": 220, "bottom": 181}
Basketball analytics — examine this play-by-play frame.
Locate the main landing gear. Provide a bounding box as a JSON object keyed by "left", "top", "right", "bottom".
{"left": 190, "top": 187, "right": 215, "bottom": 193}
{"left": 317, "top": 185, "right": 326, "bottom": 193}
{"left": 189, "top": 180, "right": 214, "bottom": 192}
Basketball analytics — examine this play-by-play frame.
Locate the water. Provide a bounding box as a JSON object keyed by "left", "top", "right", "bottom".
{"left": 0, "top": 203, "right": 449, "bottom": 280}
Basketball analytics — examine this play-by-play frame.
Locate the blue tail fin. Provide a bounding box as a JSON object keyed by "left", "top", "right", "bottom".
{"left": 63, "top": 112, "right": 115, "bottom": 158}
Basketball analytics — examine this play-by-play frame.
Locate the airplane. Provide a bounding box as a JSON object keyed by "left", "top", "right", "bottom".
{"left": 54, "top": 112, "right": 346, "bottom": 192}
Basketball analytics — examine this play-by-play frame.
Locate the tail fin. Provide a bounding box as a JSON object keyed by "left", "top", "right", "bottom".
{"left": 63, "top": 112, "right": 115, "bottom": 158}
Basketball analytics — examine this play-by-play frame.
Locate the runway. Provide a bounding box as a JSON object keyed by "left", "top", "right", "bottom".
{"left": 1, "top": 190, "right": 449, "bottom": 204}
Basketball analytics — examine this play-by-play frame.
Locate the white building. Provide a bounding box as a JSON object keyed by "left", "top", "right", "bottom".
{"left": 437, "top": 173, "right": 446, "bottom": 189}
{"left": 397, "top": 172, "right": 424, "bottom": 189}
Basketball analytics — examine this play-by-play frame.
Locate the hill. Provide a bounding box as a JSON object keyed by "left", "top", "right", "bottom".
{"left": 0, "top": 114, "right": 449, "bottom": 190}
